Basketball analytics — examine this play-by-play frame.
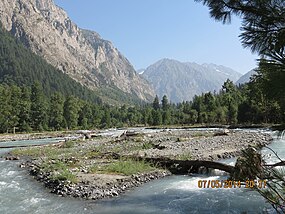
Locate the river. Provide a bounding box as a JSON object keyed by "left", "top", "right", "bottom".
{"left": 0, "top": 130, "right": 283, "bottom": 214}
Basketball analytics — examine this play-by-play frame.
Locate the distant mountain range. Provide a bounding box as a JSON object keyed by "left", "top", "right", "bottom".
{"left": 142, "top": 58, "right": 242, "bottom": 103}
{"left": 236, "top": 69, "right": 257, "bottom": 85}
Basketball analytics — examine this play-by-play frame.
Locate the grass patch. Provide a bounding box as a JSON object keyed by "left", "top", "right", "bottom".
{"left": 11, "top": 146, "right": 62, "bottom": 158}
{"left": 52, "top": 169, "right": 78, "bottom": 183}
{"left": 191, "top": 132, "right": 213, "bottom": 138}
{"left": 61, "top": 140, "right": 75, "bottom": 148}
{"left": 83, "top": 150, "right": 101, "bottom": 159}
{"left": 141, "top": 142, "right": 154, "bottom": 150}
{"left": 177, "top": 152, "right": 192, "bottom": 160}
{"left": 89, "top": 159, "right": 155, "bottom": 176}
{"left": 41, "top": 159, "right": 78, "bottom": 183}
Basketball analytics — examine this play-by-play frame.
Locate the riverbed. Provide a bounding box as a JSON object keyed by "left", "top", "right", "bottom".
{"left": 0, "top": 129, "right": 283, "bottom": 213}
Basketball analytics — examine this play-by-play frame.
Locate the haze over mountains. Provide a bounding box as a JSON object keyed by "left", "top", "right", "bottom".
{"left": 236, "top": 69, "right": 257, "bottom": 85}
{"left": 142, "top": 59, "right": 242, "bottom": 103}
{"left": 0, "top": 0, "right": 155, "bottom": 102}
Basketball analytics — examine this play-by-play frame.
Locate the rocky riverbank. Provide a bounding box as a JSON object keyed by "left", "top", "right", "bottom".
{"left": 7, "top": 128, "right": 272, "bottom": 200}
{"left": 0, "top": 132, "right": 71, "bottom": 142}
{"left": 28, "top": 164, "right": 171, "bottom": 200}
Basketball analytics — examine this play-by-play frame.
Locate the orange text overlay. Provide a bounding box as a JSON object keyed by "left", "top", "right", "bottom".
{"left": 197, "top": 180, "right": 267, "bottom": 189}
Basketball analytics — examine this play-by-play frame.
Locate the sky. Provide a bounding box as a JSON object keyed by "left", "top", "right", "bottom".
{"left": 54, "top": 0, "right": 258, "bottom": 74}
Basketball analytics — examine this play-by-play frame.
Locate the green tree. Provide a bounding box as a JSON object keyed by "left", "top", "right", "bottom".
{"left": 188, "top": 109, "right": 198, "bottom": 124}
{"left": 161, "top": 95, "right": 169, "bottom": 111}
{"left": 221, "top": 79, "right": 241, "bottom": 124}
{"left": 30, "top": 82, "right": 47, "bottom": 131}
{"left": 63, "top": 96, "right": 80, "bottom": 130}
{"left": 49, "top": 93, "right": 64, "bottom": 130}
{"left": 101, "top": 108, "right": 112, "bottom": 128}
{"left": 215, "top": 106, "right": 227, "bottom": 124}
{"left": 18, "top": 87, "right": 32, "bottom": 132}
{"left": 162, "top": 110, "right": 171, "bottom": 125}
{"left": 151, "top": 109, "right": 162, "bottom": 126}
{"left": 78, "top": 103, "right": 93, "bottom": 129}
{"left": 152, "top": 95, "right": 160, "bottom": 110}
{"left": 196, "top": 0, "right": 285, "bottom": 123}
{"left": 0, "top": 85, "right": 11, "bottom": 132}
{"left": 195, "top": 0, "right": 285, "bottom": 63}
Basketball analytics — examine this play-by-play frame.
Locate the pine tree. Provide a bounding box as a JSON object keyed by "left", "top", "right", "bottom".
{"left": 152, "top": 95, "right": 160, "bottom": 110}
{"left": 30, "top": 82, "right": 47, "bottom": 131}
{"left": 195, "top": 0, "right": 285, "bottom": 63}
{"left": 161, "top": 95, "right": 169, "bottom": 111}
{"left": 18, "top": 86, "right": 32, "bottom": 132}
{"left": 63, "top": 96, "right": 80, "bottom": 130}
{"left": 162, "top": 110, "right": 171, "bottom": 125}
{"left": 49, "top": 93, "right": 64, "bottom": 130}
{"left": 152, "top": 109, "right": 162, "bottom": 126}
{"left": 78, "top": 103, "right": 93, "bottom": 129}
{"left": 101, "top": 108, "right": 111, "bottom": 128}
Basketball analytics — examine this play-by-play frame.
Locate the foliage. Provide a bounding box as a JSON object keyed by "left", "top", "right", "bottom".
{"left": 90, "top": 159, "right": 155, "bottom": 176}
{"left": 41, "top": 160, "right": 78, "bottom": 183}
{"left": 195, "top": 0, "right": 285, "bottom": 64}
{"left": 61, "top": 140, "right": 76, "bottom": 148}
{"left": 230, "top": 146, "right": 285, "bottom": 213}
{"left": 0, "top": 25, "right": 102, "bottom": 104}
{"left": 177, "top": 152, "right": 192, "bottom": 160}
{"left": 195, "top": 0, "right": 285, "bottom": 123}
{"left": 11, "top": 146, "right": 62, "bottom": 158}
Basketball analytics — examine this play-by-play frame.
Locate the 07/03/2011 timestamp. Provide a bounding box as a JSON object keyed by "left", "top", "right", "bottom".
{"left": 197, "top": 180, "right": 267, "bottom": 189}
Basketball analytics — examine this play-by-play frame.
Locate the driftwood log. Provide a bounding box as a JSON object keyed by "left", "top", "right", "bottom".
{"left": 127, "top": 156, "right": 235, "bottom": 174}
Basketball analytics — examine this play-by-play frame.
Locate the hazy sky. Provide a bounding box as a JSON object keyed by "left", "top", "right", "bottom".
{"left": 54, "top": 0, "right": 258, "bottom": 74}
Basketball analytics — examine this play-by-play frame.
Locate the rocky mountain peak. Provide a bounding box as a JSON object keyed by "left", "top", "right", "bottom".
{"left": 35, "top": 0, "right": 55, "bottom": 10}
{"left": 0, "top": 0, "right": 154, "bottom": 102}
{"left": 143, "top": 59, "right": 242, "bottom": 103}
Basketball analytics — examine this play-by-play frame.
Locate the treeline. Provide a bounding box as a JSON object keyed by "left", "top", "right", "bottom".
{"left": 143, "top": 78, "right": 284, "bottom": 126}
{"left": 0, "top": 82, "right": 101, "bottom": 132}
{"left": 1, "top": 77, "right": 283, "bottom": 133}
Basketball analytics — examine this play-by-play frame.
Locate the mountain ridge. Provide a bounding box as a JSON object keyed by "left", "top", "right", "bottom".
{"left": 0, "top": 0, "right": 155, "bottom": 102}
{"left": 142, "top": 58, "right": 242, "bottom": 103}
{"left": 236, "top": 69, "right": 257, "bottom": 85}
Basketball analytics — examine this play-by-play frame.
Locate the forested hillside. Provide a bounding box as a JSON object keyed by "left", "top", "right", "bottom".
{"left": 0, "top": 0, "right": 155, "bottom": 102}
{"left": 0, "top": 25, "right": 102, "bottom": 103}
{"left": 0, "top": 26, "right": 145, "bottom": 105}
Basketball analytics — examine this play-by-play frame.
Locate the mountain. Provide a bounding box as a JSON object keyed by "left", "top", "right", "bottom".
{"left": 236, "top": 69, "right": 257, "bottom": 85}
{"left": 0, "top": 0, "right": 154, "bottom": 102}
{"left": 0, "top": 25, "right": 102, "bottom": 103}
{"left": 137, "top": 69, "right": 146, "bottom": 75}
{"left": 142, "top": 59, "right": 242, "bottom": 103}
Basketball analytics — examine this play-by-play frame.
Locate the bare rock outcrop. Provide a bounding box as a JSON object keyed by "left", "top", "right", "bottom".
{"left": 0, "top": 0, "right": 155, "bottom": 101}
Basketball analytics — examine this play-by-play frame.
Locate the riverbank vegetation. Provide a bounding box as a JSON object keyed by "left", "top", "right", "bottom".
{"left": 11, "top": 137, "right": 162, "bottom": 184}
{"left": 195, "top": 0, "right": 285, "bottom": 212}
{"left": 8, "top": 129, "right": 271, "bottom": 200}
{"left": 0, "top": 76, "right": 284, "bottom": 134}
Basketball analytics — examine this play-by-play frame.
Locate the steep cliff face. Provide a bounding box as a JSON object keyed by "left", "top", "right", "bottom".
{"left": 0, "top": 0, "right": 154, "bottom": 101}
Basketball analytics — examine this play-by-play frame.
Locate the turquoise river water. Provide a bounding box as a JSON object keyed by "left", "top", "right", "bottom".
{"left": 0, "top": 131, "right": 284, "bottom": 214}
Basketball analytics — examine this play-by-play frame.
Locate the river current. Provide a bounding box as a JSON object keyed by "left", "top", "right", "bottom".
{"left": 0, "top": 131, "right": 284, "bottom": 214}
